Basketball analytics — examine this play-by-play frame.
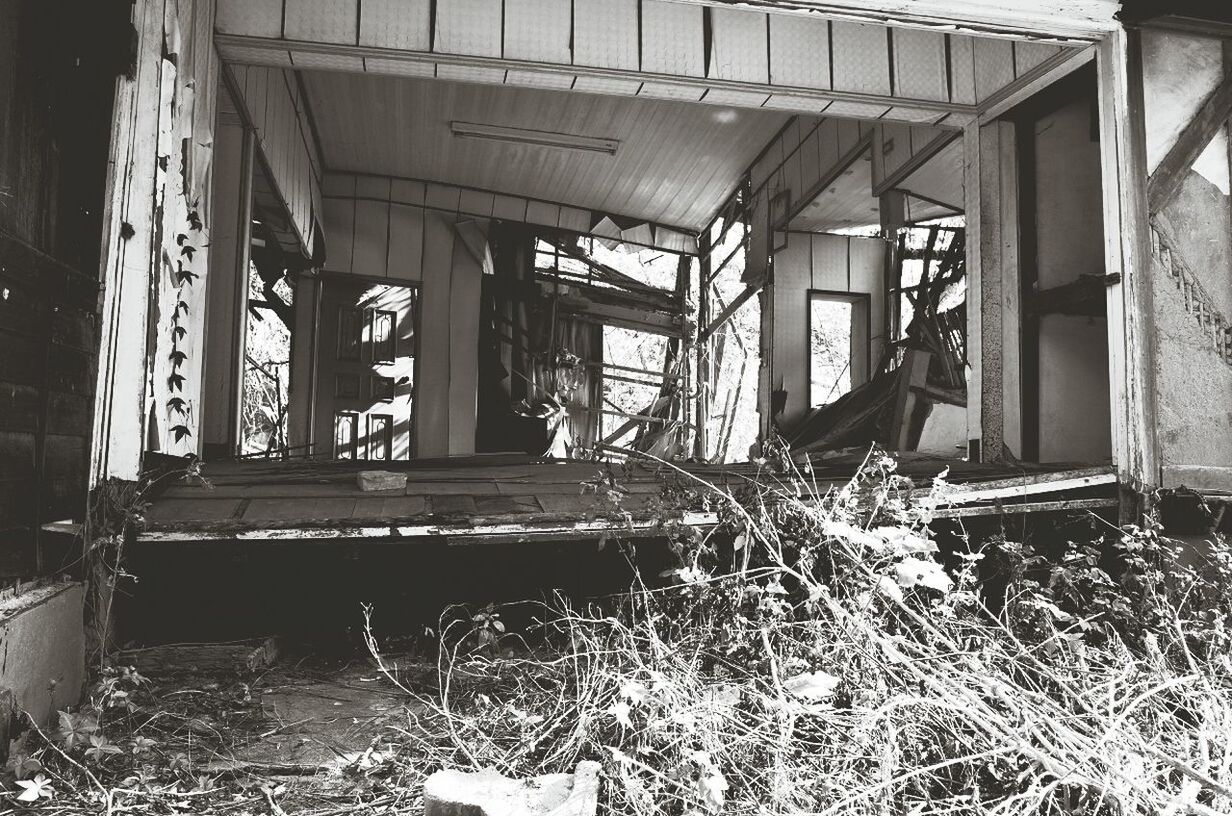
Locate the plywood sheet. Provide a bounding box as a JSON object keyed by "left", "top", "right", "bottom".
{"left": 387, "top": 203, "right": 426, "bottom": 282}
{"left": 772, "top": 231, "right": 812, "bottom": 424}
{"left": 769, "top": 14, "right": 830, "bottom": 89}
{"left": 503, "top": 0, "right": 572, "bottom": 63}
{"left": 359, "top": 0, "right": 432, "bottom": 51}
{"left": 352, "top": 197, "right": 391, "bottom": 278}
{"left": 949, "top": 35, "right": 977, "bottom": 105}
{"left": 831, "top": 22, "right": 891, "bottom": 97}
{"left": 216, "top": 0, "right": 283, "bottom": 37}
{"left": 892, "top": 28, "right": 948, "bottom": 102}
{"left": 641, "top": 1, "right": 705, "bottom": 78}
{"left": 709, "top": 8, "right": 770, "bottom": 84}
{"left": 435, "top": 0, "right": 502, "bottom": 57}
{"left": 284, "top": 0, "right": 358, "bottom": 45}
{"left": 1014, "top": 42, "right": 1062, "bottom": 77}
{"left": 322, "top": 197, "right": 356, "bottom": 273}
{"left": 811, "top": 234, "right": 849, "bottom": 291}
{"left": 973, "top": 38, "right": 1016, "bottom": 102}
{"left": 573, "top": 0, "right": 639, "bottom": 70}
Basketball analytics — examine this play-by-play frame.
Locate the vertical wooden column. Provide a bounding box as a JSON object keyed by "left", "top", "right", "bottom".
{"left": 695, "top": 234, "right": 711, "bottom": 460}
{"left": 879, "top": 189, "right": 906, "bottom": 365}
{"left": 200, "top": 112, "right": 255, "bottom": 458}
{"left": 1096, "top": 28, "right": 1159, "bottom": 493}
{"left": 963, "top": 123, "right": 983, "bottom": 460}
{"left": 967, "top": 119, "right": 1022, "bottom": 462}
{"left": 90, "top": 0, "right": 166, "bottom": 484}
{"left": 287, "top": 272, "right": 321, "bottom": 455}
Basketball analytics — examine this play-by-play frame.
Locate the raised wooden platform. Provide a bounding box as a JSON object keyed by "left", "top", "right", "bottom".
{"left": 138, "top": 453, "right": 1118, "bottom": 543}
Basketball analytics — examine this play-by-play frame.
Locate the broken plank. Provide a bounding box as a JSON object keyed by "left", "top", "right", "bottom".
{"left": 932, "top": 497, "right": 1118, "bottom": 518}
{"left": 944, "top": 471, "right": 1117, "bottom": 505}
{"left": 115, "top": 637, "right": 280, "bottom": 675}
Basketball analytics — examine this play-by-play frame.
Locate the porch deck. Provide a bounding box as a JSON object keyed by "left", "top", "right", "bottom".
{"left": 138, "top": 454, "right": 1120, "bottom": 543}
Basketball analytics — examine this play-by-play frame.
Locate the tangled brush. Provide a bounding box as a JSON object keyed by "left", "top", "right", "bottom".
{"left": 368, "top": 450, "right": 1232, "bottom": 816}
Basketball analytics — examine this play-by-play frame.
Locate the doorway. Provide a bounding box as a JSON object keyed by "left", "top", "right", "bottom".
{"left": 311, "top": 277, "right": 419, "bottom": 460}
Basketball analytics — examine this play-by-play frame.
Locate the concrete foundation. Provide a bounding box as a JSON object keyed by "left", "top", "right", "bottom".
{"left": 0, "top": 583, "right": 85, "bottom": 731}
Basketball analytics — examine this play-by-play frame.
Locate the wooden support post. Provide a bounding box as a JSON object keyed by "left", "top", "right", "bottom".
{"left": 879, "top": 190, "right": 906, "bottom": 367}
{"left": 90, "top": 0, "right": 166, "bottom": 484}
{"left": 1097, "top": 28, "right": 1159, "bottom": 492}
{"left": 201, "top": 108, "right": 256, "bottom": 458}
{"left": 963, "top": 122, "right": 984, "bottom": 460}
{"left": 969, "top": 120, "right": 1022, "bottom": 462}
{"left": 695, "top": 232, "right": 711, "bottom": 459}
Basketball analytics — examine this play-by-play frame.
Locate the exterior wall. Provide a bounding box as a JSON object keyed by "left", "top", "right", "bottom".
{"left": 0, "top": 583, "right": 85, "bottom": 727}
{"left": 1140, "top": 29, "right": 1232, "bottom": 491}
{"left": 0, "top": 1, "right": 116, "bottom": 576}
{"left": 226, "top": 65, "right": 324, "bottom": 257}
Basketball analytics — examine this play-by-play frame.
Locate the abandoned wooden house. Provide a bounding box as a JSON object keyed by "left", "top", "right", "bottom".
{"left": 2, "top": 0, "right": 1232, "bottom": 718}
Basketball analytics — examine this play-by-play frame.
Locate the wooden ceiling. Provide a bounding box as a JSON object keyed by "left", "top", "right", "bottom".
{"left": 670, "top": 0, "right": 1121, "bottom": 42}
{"left": 301, "top": 71, "right": 791, "bottom": 232}
{"left": 787, "top": 149, "right": 880, "bottom": 233}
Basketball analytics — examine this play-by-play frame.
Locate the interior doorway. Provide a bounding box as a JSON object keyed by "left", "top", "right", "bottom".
{"left": 311, "top": 277, "right": 420, "bottom": 461}
{"left": 1013, "top": 66, "right": 1112, "bottom": 464}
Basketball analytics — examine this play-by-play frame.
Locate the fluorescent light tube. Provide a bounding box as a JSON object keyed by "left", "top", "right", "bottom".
{"left": 450, "top": 121, "right": 620, "bottom": 154}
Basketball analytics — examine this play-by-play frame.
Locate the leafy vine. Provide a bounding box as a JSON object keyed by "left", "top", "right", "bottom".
{"left": 166, "top": 207, "right": 203, "bottom": 445}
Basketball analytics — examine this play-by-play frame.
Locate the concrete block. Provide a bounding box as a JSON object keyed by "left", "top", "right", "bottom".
{"left": 423, "top": 761, "right": 600, "bottom": 816}
{"left": 0, "top": 583, "right": 85, "bottom": 729}
{"left": 357, "top": 471, "right": 408, "bottom": 492}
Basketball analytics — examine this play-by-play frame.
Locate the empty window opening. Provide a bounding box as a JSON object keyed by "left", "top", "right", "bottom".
{"left": 600, "top": 326, "right": 671, "bottom": 448}
{"left": 241, "top": 236, "right": 294, "bottom": 457}
{"left": 700, "top": 189, "right": 761, "bottom": 464}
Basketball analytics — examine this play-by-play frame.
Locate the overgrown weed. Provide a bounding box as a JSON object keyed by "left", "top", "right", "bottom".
{"left": 367, "top": 448, "right": 1232, "bottom": 815}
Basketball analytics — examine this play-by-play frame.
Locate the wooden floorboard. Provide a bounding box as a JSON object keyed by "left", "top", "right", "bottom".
{"left": 138, "top": 456, "right": 1118, "bottom": 537}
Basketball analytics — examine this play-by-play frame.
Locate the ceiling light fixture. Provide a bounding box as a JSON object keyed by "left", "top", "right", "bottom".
{"left": 449, "top": 121, "right": 620, "bottom": 155}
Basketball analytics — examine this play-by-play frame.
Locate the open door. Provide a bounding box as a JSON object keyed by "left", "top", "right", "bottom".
{"left": 312, "top": 277, "right": 419, "bottom": 460}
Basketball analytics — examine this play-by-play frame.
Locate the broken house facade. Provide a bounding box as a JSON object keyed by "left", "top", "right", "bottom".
{"left": 2, "top": 0, "right": 1232, "bottom": 719}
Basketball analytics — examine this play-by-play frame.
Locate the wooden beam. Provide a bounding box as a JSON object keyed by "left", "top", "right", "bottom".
{"left": 699, "top": 282, "right": 760, "bottom": 343}
{"left": 977, "top": 46, "right": 1097, "bottom": 125}
{"left": 872, "top": 130, "right": 960, "bottom": 198}
{"left": 1027, "top": 276, "right": 1109, "bottom": 316}
{"left": 215, "top": 34, "right": 973, "bottom": 119}
{"left": 1146, "top": 69, "right": 1232, "bottom": 214}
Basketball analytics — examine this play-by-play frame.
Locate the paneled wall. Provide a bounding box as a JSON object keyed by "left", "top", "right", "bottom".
{"left": 309, "top": 173, "right": 493, "bottom": 457}
{"left": 771, "top": 232, "right": 886, "bottom": 429}
{"left": 214, "top": 0, "right": 1077, "bottom": 125}
{"left": 226, "top": 65, "right": 323, "bottom": 255}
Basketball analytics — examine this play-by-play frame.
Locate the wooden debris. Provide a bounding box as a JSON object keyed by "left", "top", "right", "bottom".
{"left": 115, "top": 637, "right": 279, "bottom": 675}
